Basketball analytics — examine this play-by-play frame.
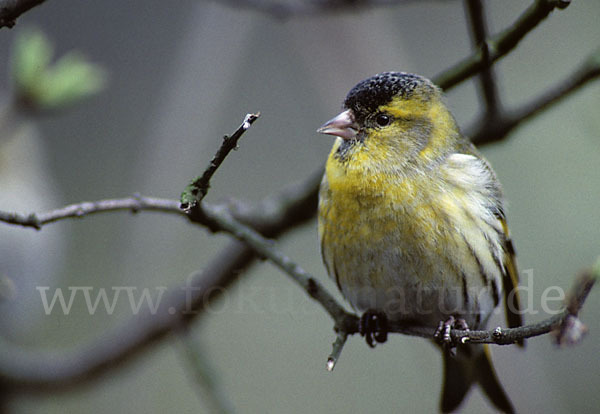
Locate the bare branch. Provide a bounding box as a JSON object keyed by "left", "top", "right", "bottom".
{"left": 553, "top": 271, "right": 596, "bottom": 346}
{"left": 435, "top": 0, "right": 571, "bottom": 90}
{"left": 0, "top": 0, "right": 46, "bottom": 28}
{"left": 211, "top": 0, "right": 448, "bottom": 20}
{"left": 0, "top": 242, "right": 251, "bottom": 392}
{"left": 0, "top": 171, "right": 322, "bottom": 233}
{"left": 465, "top": 0, "right": 501, "bottom": 118}
{"left": 200, "top": 198, "right": 350, "bottom": 323}
{"left": 326, "top": 331, "right": 349, "bottom": 372}
{"left": 449, "top": 272, "right": 596, "bottom": 346}
{"left": 470, "top": 49, "right": 600, "bottom": 144}
{"left": 0, "top": 195, "right": 184, "bottom": 230}
{"left": 0, "top": 170, "right": 321, "bottom": 393}
{"left": 324, "top": 268, "right": 596, "bottom": 369}
{"left": 181, "top": 113, "right": 260, "bottom": 213}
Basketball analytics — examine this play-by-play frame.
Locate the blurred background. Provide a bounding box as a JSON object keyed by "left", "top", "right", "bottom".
{"left": 0, "top": 0, "right": 599, "bottom": 412}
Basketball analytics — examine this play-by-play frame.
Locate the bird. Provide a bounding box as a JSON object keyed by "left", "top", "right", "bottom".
{"left": 317, "top": 72, "right": 523, "bottom": 413}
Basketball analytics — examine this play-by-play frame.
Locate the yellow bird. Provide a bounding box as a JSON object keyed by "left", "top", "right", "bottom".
{"left": 318, "top": 72, "right": 523, "bottom": 413}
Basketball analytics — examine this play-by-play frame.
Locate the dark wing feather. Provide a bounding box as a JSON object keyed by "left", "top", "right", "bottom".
{"left": 500, "top": 218, "right": 525, "bottom": 346}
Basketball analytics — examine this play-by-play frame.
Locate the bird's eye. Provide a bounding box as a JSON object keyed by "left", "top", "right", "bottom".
{"left": 375, "top": 114, "right": 391, "bottom": 127}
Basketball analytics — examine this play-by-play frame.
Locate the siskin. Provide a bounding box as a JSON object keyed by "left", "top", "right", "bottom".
{"left": 318, "top": 72, "right": 523, "bottom": 413}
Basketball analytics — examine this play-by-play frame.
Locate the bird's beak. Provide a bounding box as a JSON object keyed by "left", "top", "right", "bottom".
{"left": 317, "top": 109, "right": 358, "bottom": 140}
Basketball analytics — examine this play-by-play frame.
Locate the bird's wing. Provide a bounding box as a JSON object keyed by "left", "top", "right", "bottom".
{"left": 449, "top": 147, "right": 525, "bottom": 341}
{"left": 499, "top": 218, "right": 525, "bottom": 338}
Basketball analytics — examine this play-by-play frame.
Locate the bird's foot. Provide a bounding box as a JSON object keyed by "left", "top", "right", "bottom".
{"left": 434, "top": 316, "right": 469, "bottom": 354}
{"left": 359, "top": 310, "right": 388, "bottom": 348}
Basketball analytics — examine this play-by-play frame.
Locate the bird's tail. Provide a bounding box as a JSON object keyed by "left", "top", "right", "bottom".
{"left": 441, "top": 344, "right": 514, "bottom": 413}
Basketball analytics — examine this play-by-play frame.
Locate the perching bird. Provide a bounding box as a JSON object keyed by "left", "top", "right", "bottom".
{"left": 317, "top": 72, "right": 523, "bottom": 413}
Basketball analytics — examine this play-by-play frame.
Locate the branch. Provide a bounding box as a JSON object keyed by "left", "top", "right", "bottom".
{"left": 326, "top": 331, "right": 349, "bottom": 372}
{"left": 199, "top": 199, "right": 350, "bottom": 324}
{"left": 0, "top": 169, "right": 321, "bottom": 393}
{"left": 0, "top": 111, "right": 321, "bottom": 392}
{"left": 324, "top": 265, "right": 597, "bottom": 370}
{"left": 181, "top": 113, "right": 260, "bottom": 213}
{"left": 453, "top": 271, "right": 595, "bottom": 346}
{"left": 465, "top": 0, "right": 501, "bottom": 118}
{"left": 553, "top": 271, "right": 596, "bottom": 346}
{"left": 211, "top": 0, "right": 446, "bottom": 20}
{"left": 0, "top": 173, "right": 323, "bottom": 234}
{"left": 0, "top": 242, "right": 253, "bottom": 392}
{"left": 470, "top": 48, "right": 600, "bottom": 144}
{"left": 0, "top": 195, "right": 184, "bottom": 230}
{"left": 0, "top": 114, "right": 264, "bottom": 230}
{"left": 0, "top": 0, "right": 46, "bottom": 28}
{"left": 0, "top": 182, "right": 351, "bottom": 381}
{"left": 435, "top": 0, "right": 571, "bottom": 90}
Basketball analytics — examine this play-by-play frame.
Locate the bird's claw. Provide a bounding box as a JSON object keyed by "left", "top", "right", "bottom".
{"left": 359, "top": 310, "right": 388, "bottom": 348}
{"left": 434, "top": 316, "right": 469, "bottom": 353}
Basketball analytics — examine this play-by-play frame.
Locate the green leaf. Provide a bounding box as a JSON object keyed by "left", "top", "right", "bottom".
{"left": 10, "top": 27, "right": 107, "bottom": 111}
{"left": 11, "top": 27, "right": 53, "bottom": 96}
{"left": 37, "top": 52, "right": 107, "bottom": 109}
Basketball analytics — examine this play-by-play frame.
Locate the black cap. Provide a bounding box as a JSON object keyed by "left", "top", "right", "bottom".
{"left": 343, "top": 72, "right": 435, "bottom": 122}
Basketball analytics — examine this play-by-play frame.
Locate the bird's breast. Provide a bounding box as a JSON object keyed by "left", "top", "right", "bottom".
{"left": 318, "top": 158, "right": 497, "bottom": 326}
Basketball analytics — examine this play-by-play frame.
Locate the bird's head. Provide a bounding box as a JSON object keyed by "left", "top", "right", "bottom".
{"left": 318, "top": 72, "right": 459, "bottom": 173}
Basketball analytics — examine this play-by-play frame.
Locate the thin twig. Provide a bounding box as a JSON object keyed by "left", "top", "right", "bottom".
{"left": 0, "top": 195, "right": 184, "bottom": 230}
{"left": 0, "top": 169, "right": 323, "bottom": 233}
{"left": 326, "top": 331, "right": 348, "bottom": 372}
{"left": 435, "top": 0, "right": 571, "bottom": 90}
{"left": 327, "top": 269, "right": 596, "bottom": 366}
{"left": 470, "top": 48, "right": 600, "bottom": 144}
{"left": 553, "top": 271, "right": 596, "bottom": 346}
{"left": 0, "top": 0, "right": 46, "bottom": 28}
{"left": 181, "top": 113, "right": 260, "bottom": 213}
{"left": 465, "top": 0, "right": 501, "bottom": 118}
